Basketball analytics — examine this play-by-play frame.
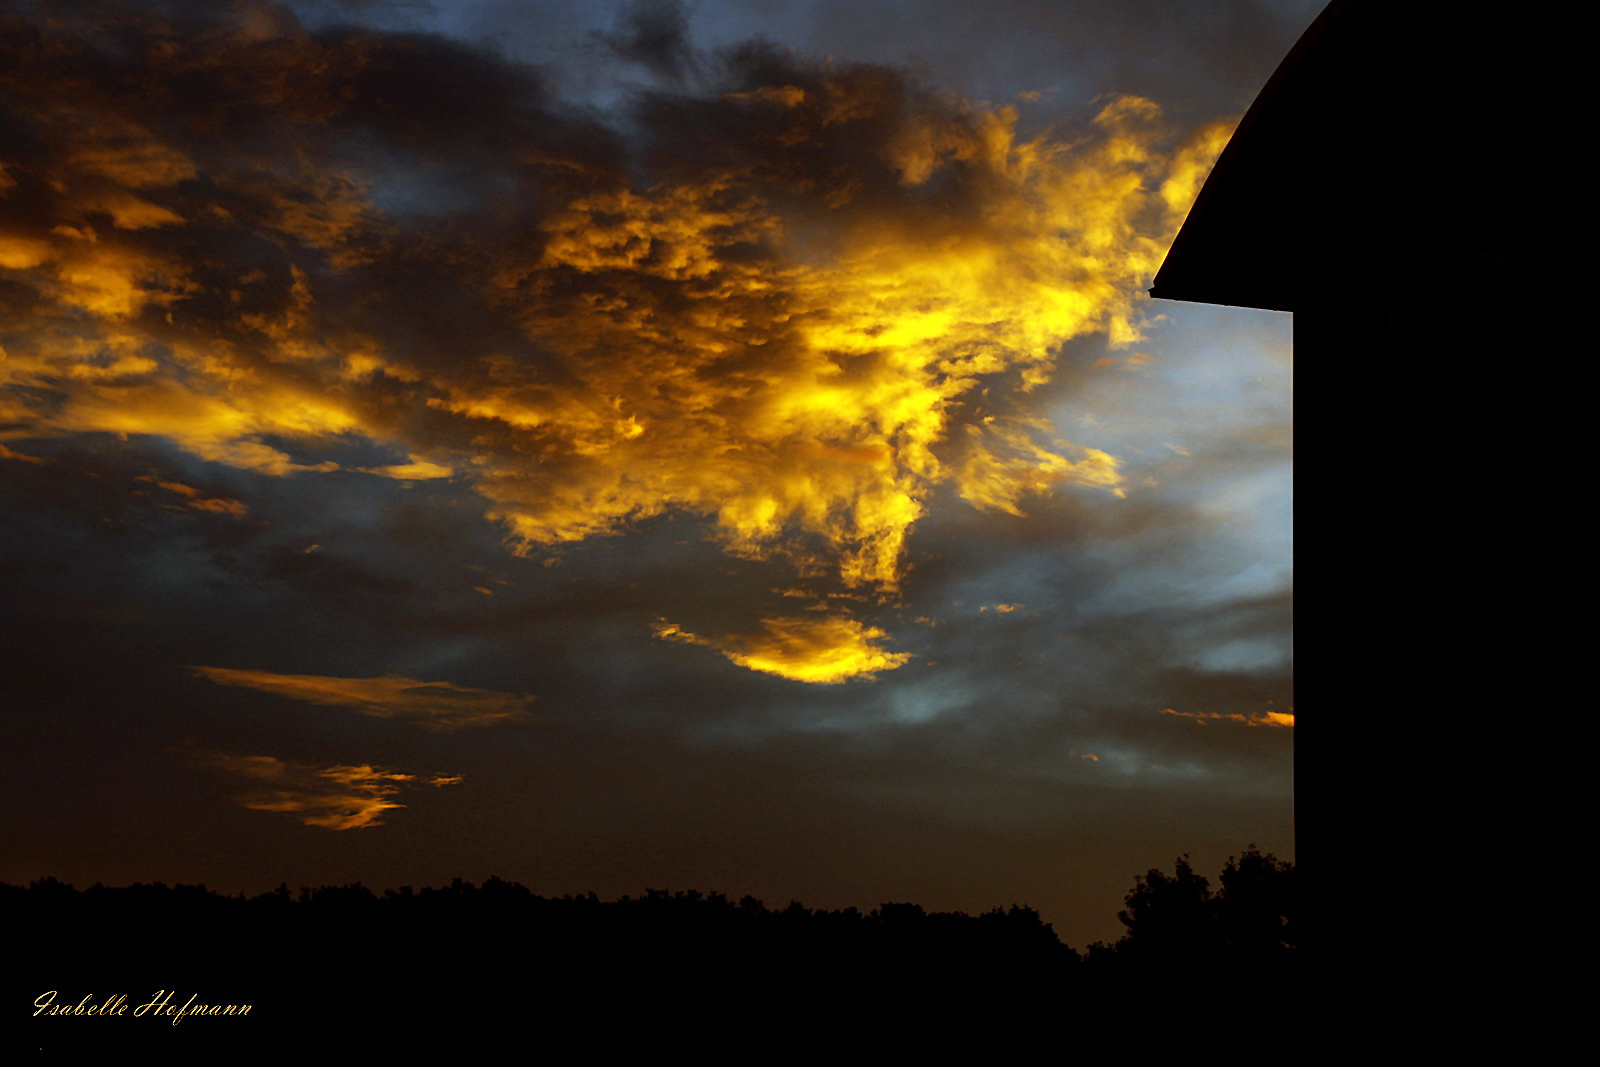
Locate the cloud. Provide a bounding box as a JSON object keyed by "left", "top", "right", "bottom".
{"left": 144, "top": 478, "right": 250, "bottom": 517}
{"left": 195, "top": 751, "right": 461, "bottom": 830}
{"left": 1091, "top": 351, "right": 1154, "bottom": 371}
{"left": 597, "top": 0, "right": 697, "bottom": 81}
{"left": 1159, "top": 707, "right": 1294, "bottom": 728}
{"left": 654, "top": 614, "right": 911, "bottom": 684}
{"left": 0, "top": 443, "right": 49, "bottom": 465}
{"left": 0, "top": 2, "right": 1230, "bottom": 673}
{"left": 189, "top": 667, "right": 536, "bottom": 731}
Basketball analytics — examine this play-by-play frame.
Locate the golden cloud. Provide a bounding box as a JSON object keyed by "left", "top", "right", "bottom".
{"left": 1, "top": 7, "right": 1231, "bottom": 674}
{"left": 653, "top": 614, "right": 911, "bottom": 684}
{"left": 189, "top": 667, "right": 535, "bottom": 731}
{"left": 195, "top": 752, "right": 460, "bottom": 830}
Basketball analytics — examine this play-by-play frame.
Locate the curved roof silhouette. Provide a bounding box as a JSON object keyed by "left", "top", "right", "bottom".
{"left": 1150, "top": 1, "right": 1520, "bottom": 313}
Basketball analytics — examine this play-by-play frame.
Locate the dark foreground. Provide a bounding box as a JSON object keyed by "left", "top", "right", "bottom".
{"left": 8, "top": 850, "right": 1300, "bottom": 1057}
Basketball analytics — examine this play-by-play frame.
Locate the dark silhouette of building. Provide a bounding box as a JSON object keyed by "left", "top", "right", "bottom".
{"left": 1149, "top": 0, "right": 1534, "bottom": 1014}
{"left": 1151, "top": 0, "right": 1524, "bottom": 328}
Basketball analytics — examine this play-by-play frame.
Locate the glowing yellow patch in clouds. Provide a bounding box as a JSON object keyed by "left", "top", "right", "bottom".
{"left": 469, "top": 94, "right": 1221, "bottom": 591}
{"left": 654, "top": 615, "right": 911, "bottom": 683}
{"left": 189, "top": 667, "right": 535, "bottom": 731}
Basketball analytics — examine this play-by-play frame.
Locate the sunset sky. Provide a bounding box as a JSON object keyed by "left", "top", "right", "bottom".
{"left": 0, "top": 0, "right": 1299, "bottom": 948}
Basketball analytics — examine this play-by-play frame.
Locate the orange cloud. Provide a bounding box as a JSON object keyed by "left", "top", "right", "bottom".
{"left": 195, "top": 752, "right": 460, "bottom": 830}
{"left": 189, "top": 668, "right": 535, "bottom": 731}
{"left": 1160, "top": 707, "right": 1295, "bottom": 728}
{"left": 1092, "top": 351, "right": 1155, "bottom": 371}
{"left": 0, "top": 443, "right": 49, "bottom": 465}
{"left": 148, "top": 479, "right": 249, "bottom": 517}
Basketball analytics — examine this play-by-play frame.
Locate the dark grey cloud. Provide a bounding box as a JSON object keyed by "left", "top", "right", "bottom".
{"left": 285, "top": 1, "right": 1322, "bottom": 123}
{"left": 596, "top": 0, "right": 697, "bottom": 82}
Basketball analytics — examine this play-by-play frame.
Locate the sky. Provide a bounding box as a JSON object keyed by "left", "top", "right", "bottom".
{"left": 0, "top": 0, "right": 1302, "bottom": 949}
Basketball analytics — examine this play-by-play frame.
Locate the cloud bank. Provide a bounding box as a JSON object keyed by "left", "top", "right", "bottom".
{"left": 0, "top": 1, "right": 1229, "bottom": 678}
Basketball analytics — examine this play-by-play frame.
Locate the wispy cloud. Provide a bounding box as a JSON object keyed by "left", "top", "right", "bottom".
{"left": 1160, "top": 707, "right": 1294, "bottom": 728}
{"left": 189, "top": 667, "right": 535, "bottom": 731}
{"left": 194, "top": 751, "right": 461, "bottom": 830}
{"left": 144, "top": 478, "right": 249, "bottom": 517}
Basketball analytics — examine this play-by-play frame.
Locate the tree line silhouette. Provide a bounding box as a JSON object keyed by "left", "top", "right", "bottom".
{"left": 10, "top": 847, "right": 1295, "bottom": 1053}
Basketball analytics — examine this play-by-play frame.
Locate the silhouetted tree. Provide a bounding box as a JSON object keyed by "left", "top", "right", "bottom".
{"left": 10, "top": 847, "right": 1294, "bottom": 1053}
{"left": 1102, "top": 846, "right": 1295, "bottom": 981}
{"left": 1116, "top": 853, "right": 1220, "bottom": 966}
{"left": 1216, "top": 845, "right": 1296, "bottom": 961}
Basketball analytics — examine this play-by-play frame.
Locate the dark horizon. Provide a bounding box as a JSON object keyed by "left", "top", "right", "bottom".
{"left": 12, "top": 847, "right": 1297, "bottom": 1053}
{"left": 7, "top": 839, "right": 1295, "bottom": 954}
